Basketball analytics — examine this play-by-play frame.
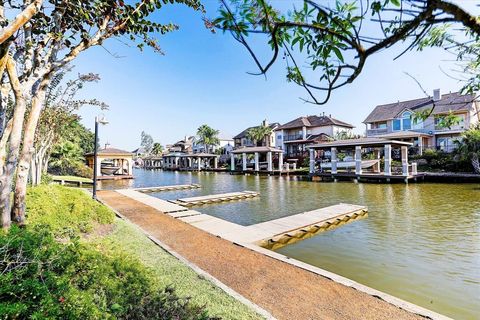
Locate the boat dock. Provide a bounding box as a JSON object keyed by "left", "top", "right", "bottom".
{"left": 313, "top": 172, "right": 425, "bottom": 183}
{"left": 115, "top": 187, "right": 365, "bottom": 250}
{"left": 246, "top": 204, "right": 367, "bottom": 249}
{"left": 134, "top": 184, "right": 201, "bottom": 193}
{"left": 170, "top": 191, "right": 259, "bottom": 207}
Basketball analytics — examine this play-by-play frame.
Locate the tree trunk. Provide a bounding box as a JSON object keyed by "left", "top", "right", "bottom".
{"left": 472, "top": 153, "right": 480, "bottom": 174}
{"left": 0, "top": 57, "right": 26, "bottom": 229}
{"left": 12, "top": 84, "right": 48, "bottom": 224}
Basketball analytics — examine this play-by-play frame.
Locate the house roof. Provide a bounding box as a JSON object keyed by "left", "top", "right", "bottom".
{"left": 86, "top": 147, "right": 132, "bottom": 156}
{"left": 363, "top": 92, "right": 476, "bottom": 123}
{"left": 309, "top": 137, "right": 413, "bottom": 149}
{"left": 233, "top": 123, "right": 280, "bottom": 139}
{"left": 276, "top": 115, "right": 354, "bottom": 130}
{"left": 232, "top": 146, "right": 283, "bottom": 154}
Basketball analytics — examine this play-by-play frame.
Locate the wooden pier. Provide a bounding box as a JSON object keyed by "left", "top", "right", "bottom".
{"left": 134, "top": 184, "right": 201, "bottom": 193}
{"left": 170, "top": 191, "right": 259, "bottom": 207}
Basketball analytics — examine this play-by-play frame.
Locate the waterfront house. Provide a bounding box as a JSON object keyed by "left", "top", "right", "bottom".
{"left": 192, "top": 135, "right": 234, "bottom": 154}
{"left": 233, "top": 120, "right": 280, "bottom": 148}
{"left": 167, "top": 135, "right": 195, "bottom": 154}
{"left": 363, "top": 90, "right": 480, "bottom": 153}
{"left": 275, "top": 114, "right": 354, "bottom": 158}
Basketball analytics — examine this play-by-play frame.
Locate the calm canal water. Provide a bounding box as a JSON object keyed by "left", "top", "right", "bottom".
{"left": 101, "top": 169, "right": 480, "bottom": 319}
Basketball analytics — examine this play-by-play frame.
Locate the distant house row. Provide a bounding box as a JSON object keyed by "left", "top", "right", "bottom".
{"left": 137, "top": 89, "right": 479, "bottom": 161}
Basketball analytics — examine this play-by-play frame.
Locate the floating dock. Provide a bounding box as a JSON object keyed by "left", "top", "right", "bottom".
{"left": 134, "top": 184, "right": 201, "bottom": 193}
{"left": 170, "top": 191, "right": 259, "bottom": 207}
{"left": 245, "top": 204, "right": 367, "bottom": 249}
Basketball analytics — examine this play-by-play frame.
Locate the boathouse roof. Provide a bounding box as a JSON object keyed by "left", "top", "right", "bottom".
{"left": 85, "top": 147, "right": 132, "bottom": 156}
{"left": 309, "top": 137, "right": 413, "bottom": 149}
{"left": 232, "top": 146, "right": 283, "bottom": 154}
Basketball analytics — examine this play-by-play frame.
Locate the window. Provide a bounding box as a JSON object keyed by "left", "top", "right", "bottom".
{"left": 393, "top": 119, "right": 401, "bottom": 131}
{"left": 277, "top": 135, "right": 282, "bottom": 140}
{"left": 402, "top": 111, "right": 412, "bottom": 130}
{"left": 378, "top": 122, "right": 387, "bottom": 129}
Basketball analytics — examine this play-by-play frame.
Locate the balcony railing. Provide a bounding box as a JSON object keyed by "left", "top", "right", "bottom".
{"left": 284, "top": 134, "right": 304, "bottom": 141}
{"left": 366, "top": 128, "right": 388, "bottom": 136}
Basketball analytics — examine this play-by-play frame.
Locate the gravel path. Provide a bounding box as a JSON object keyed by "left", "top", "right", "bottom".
{"left": 98, "top": 190, "right": 424, "bottom": 320}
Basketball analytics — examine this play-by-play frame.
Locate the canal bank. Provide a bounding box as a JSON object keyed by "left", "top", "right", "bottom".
{"left": 98, "top": 189, "right": 441, "bottom": 320}
{"left": 99, "top": 169, "right": 480, "bottom": 319}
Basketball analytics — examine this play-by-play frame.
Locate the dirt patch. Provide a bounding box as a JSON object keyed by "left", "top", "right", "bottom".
{"left": 99, "top": 190, "right": 425, "bottom": 320}
{"left": 82, "top": 222, "right": 115, "bottom": 240}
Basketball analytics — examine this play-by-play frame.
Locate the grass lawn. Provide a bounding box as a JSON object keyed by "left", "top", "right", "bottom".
{"left": 51, "top": 175, "right": 93, "bottom": 183}
{"left": 100, "top": 218, "right": 263, "bottom": 320}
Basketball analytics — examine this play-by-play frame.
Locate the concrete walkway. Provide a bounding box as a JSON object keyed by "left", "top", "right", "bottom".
{"left": 98, "top": 190, "right": 440, "bottom": 320}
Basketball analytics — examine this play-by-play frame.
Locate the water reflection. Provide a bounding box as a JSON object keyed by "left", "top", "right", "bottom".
{"left": 101, "top": 169, "right": 480, "bottom": 319}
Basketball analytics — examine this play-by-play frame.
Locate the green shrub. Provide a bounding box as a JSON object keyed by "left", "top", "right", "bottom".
{"left": 72, "top": 163, "right": 93, "bottom": 178}
{"left": 0, "top": 227, "right": 215, "bottom": 320}
{"left": 26, "top": 185, "right": 114, "bottom": 236}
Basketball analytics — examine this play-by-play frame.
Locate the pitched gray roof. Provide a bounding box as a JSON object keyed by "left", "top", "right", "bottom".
{"left": 363, "top": 92, "right": 476, "bottom": 123}
{"left": 276, "top": 115, "right": 354, "bottom": 130}
{"left": 86, "top": 147, "right": 131, "bottom": 156}
{"left": 233, "top": 123, "right": 280, "bottom": 139}
{"left": 232, "top": 146, "right": 283, "bottom": 154}
{"left": 309, "top": 137, "right": 413, "bottom": 148}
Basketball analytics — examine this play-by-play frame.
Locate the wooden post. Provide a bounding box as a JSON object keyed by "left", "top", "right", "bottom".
{"left": 230, "top": 153, "right": 235, "bottom": 171}
{"left": 384, "top": 144, "right": 392, "bottom": 175}
{"left": 331, "top": 147, "right": 337, "bottom": 174}
{"left": 213, "top": 157, "right": 218, "bottom": 169}
{"left": 254, "top": 152, "right": 259, "bottom": 171}
{"left": 267, "top": 151, "right": 272, "bottom": 172}
{"left": 401, "top": 146, "right": 408, "bottom": 176}
{"left": 355, "top": 146, "right": 362, "bottom": 175}
{"left": 242, "top": 153, "right": 247, "bottom": 171}
{"left": 309, "top": 148, "right": 315, "bottom": 174}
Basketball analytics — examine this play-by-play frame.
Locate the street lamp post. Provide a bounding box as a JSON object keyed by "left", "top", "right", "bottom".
{"left": 92, "top": 115, "right": 108, "bottom": 200}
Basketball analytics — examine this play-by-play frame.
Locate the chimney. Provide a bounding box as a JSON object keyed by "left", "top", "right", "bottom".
{"left": 322, "top": 112, "right": 325, "bottom": 117}
{"left": 184, "top": 135, "right": 188, "bottom": 142}
{"left": 104, "top": 142, "right": 110, "bottom": 149}
{"left": 433, "top": 89, "right": 441, "bottom": 101}
{"left": 329, "top": 114, "right": 331, "bottom": 118}
{"left": 262, "top": 119, "right": 269, "bottom": 127}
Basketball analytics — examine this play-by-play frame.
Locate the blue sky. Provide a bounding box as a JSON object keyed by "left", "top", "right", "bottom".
{"left": 74, "top": 0, "right": 473, "bottom": 151}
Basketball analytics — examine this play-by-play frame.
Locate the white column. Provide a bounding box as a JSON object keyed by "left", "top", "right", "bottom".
{"left": 213, "top": 157, "right": 218, "bottom": 169}
{"left": 411, "top": 162, "right": 417, "bottom": 175}
{"left": 309, "top": 148, "right": 315, "bottom": 174}
{"left": 384, "top": 144, "right": 392, "bottom": 175}
{"left": 355, "top": 146, "right": 362, "bottom": 175}
{"left": 302, "top": 126, "right": 307, "bottom": 139}
{"left": 401, "top": 146, "right": 409, "bottom": 176}
{"left": 267, "top": 151, "right": 272, "bottom": 171}
{"left": 242, "top": 153, "right": 247, "bottom": 171}
{"left": 230, "top": 153, "right": 235, "bottom": 171}
{"left": 331, "top": 147, "right": 337, "bottom": 174}
{"left": 373, "top": 149, "right": 381, "bottom": 173}
{"left": 279, "top": 152, "right": 283, "bottom": 172}
{"left": 197, "top": 157, "right": 201, "bottom": 171}
{"left": 96, "top": 157, "right": 102, "bottom": 177}
{"left": 128, "top": 159, "right": 133, "bottom": 175}
{"left": 254, "top": 152, "right": 259, "bottom": 171}
{"left": 418, "top": 137, "right": 423, "bottom": 156}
